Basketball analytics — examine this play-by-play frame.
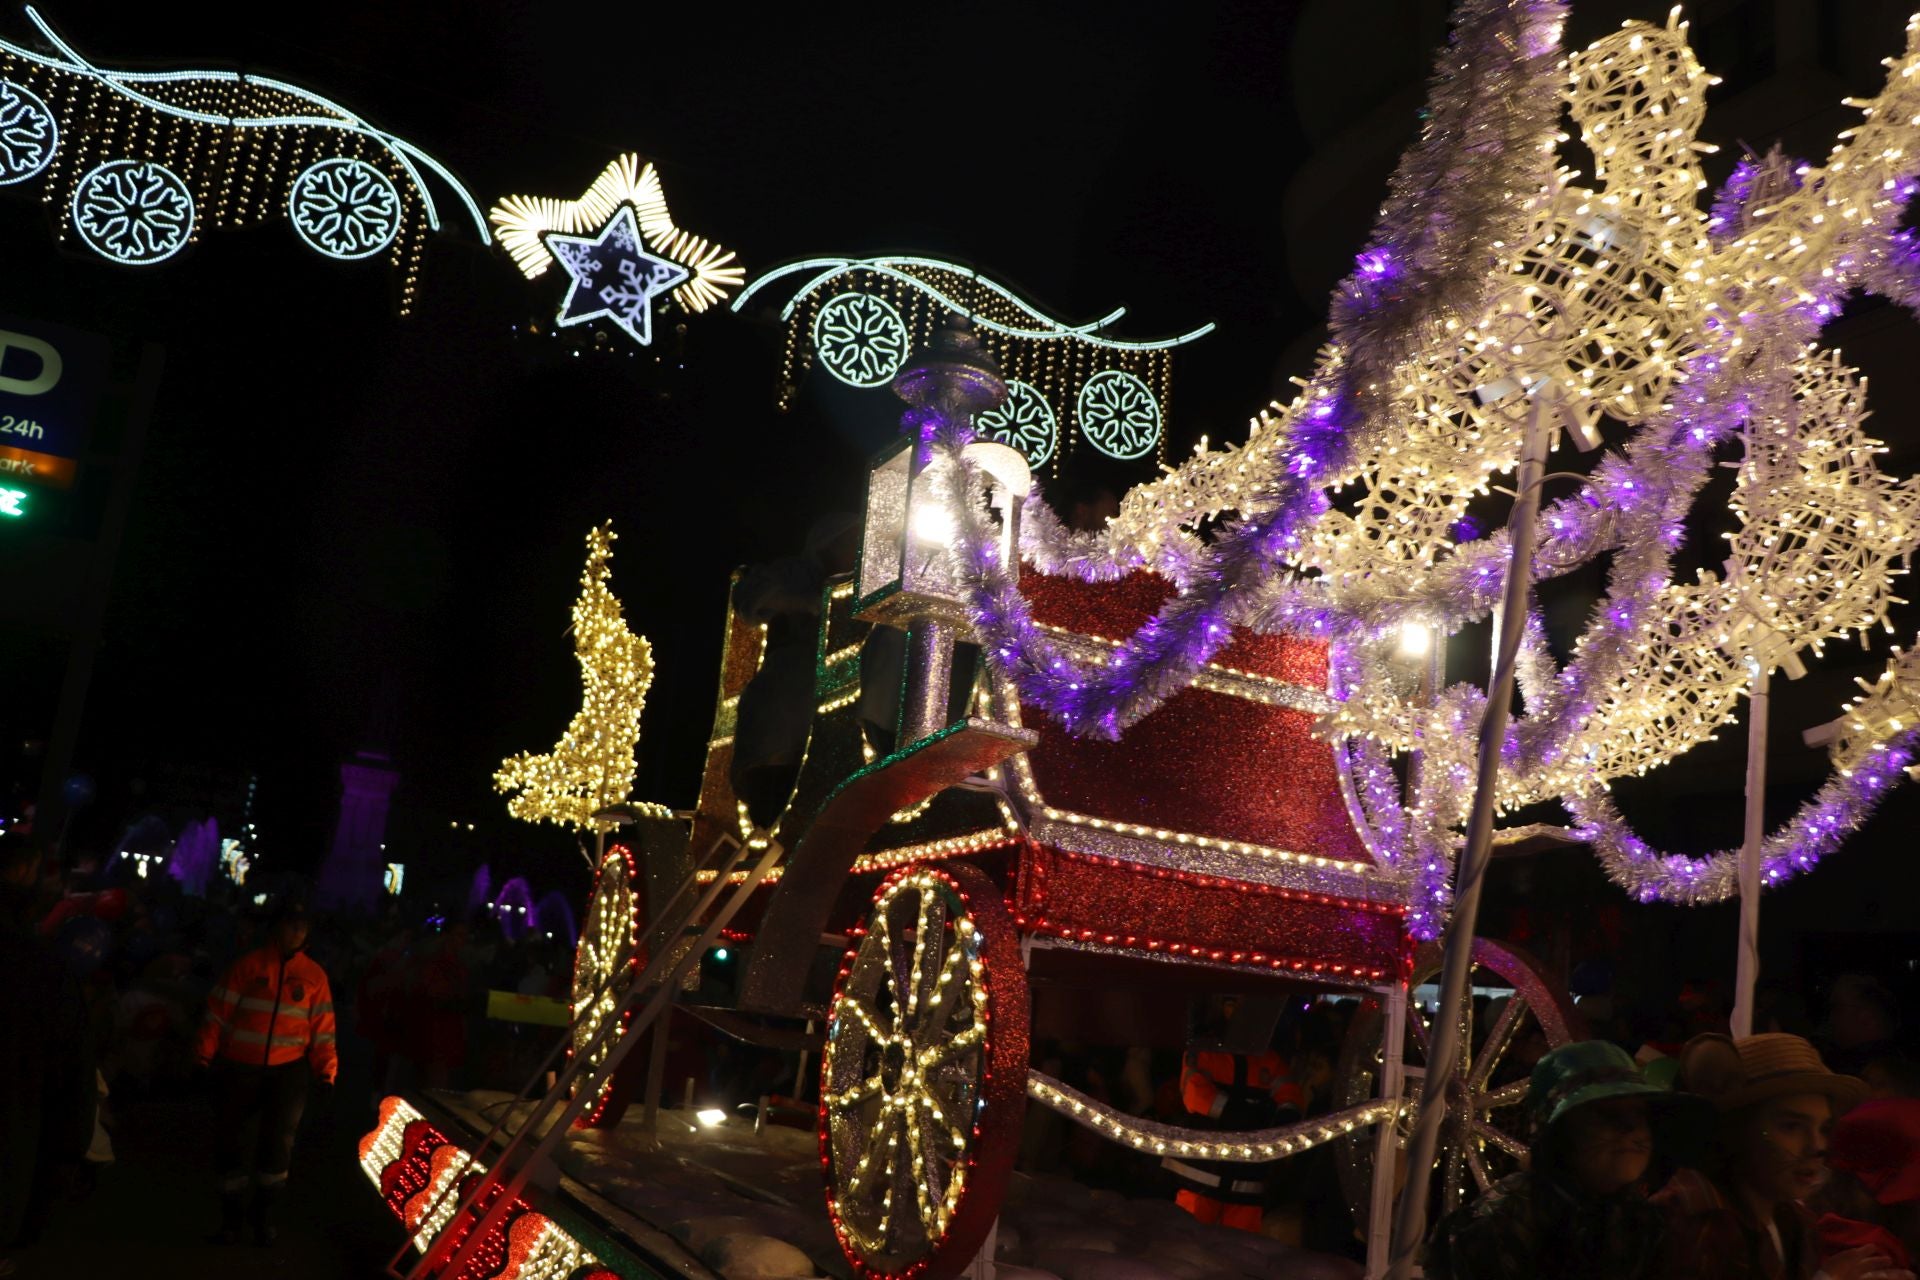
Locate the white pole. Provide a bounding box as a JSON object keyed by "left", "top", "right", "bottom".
{"left": 1385, "top": 396, "right": 1552, "bottom": 1280}
{"left": 1730, "top": 665, "right": 1771, "bottom": 1038}
{"left": 1365, "top": 981, "right": 1409, "bottom": 1277}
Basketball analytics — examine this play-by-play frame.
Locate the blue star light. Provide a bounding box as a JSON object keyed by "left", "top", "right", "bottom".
{"left": 544, "top": 205, "right": 690, "bottom": 346}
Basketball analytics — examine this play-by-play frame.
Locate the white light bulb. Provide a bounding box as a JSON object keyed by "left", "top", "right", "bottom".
{"left": 909, "top": 501, "right": 955, "bottom": 547}
{"left": 1398, "top": 621, "right": 1434, "bottom": 657}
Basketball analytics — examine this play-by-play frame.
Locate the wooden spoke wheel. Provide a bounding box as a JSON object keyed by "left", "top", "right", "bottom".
{"left": 570, "top": 845, "right": 648, "bottom": 1128}
{"left": 1335, "top": 938, "right": 1580, "bottom": 1226}
{"left": 820, "top": 863, "right": 1028, "bottom": 1280}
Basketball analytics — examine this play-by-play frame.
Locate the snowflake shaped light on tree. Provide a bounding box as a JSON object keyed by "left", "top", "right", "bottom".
{"left": 0, "top": 79, "right": 55, "bottom": 185}
{"left": 913, "top": 2, "right": 1920, "bottom": 929}
{"left": 71, "top": 160, "right": 194, "bottom": 264}
{"left": 495, "top": 523, "right": 662, "bottom": 834}
{"left": 289, "top": 157, "right": 402, "bottom": 260}
{"left": 1076, "top": 369, "right": 1162, "bottom": 460}
{"left": 975, "top": 379, "right": 1059, "bottom": 467}
{"left": 814, "top": 291, "right": 910, "bottom": 388}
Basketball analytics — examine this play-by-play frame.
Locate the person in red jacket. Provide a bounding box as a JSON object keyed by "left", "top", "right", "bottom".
{"left": 195, "top": 901, "right": 337, "bottom": 1246}
{"left": 1163, "top": 996, "right": 1306, "bottom": 1233}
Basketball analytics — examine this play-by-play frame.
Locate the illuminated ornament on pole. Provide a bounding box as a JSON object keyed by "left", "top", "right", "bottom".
{"left": 974, "top": 378, "right": 1059, "bottom": 467}
{"left": 545, "top": 207, "right": 690, "bottom": 348}
{"left": 734, "top": 255, "right": 1211, "bottom": 471}
{"left": 494, "top": 523, "right": 668, "bottom": 834}
{"left": 71, "top": 160, "right": 194, "bottom": 264}
{"left": 814, "top": 291, "right": 909, "bottom": 387}
{"left": 0, "top": 7, "right": 487, "bottom": 308}
{"left": 1077, "top": 369, "right": 1162, "bottom": 460}
{"left": 489, "top": 153, "right": 743, "bottom": 346}
{"left": 0, "top": 79, "right": 55, "bottom": 185}
{"left": 288, "top": 158, "right": 402, "bottom": 260}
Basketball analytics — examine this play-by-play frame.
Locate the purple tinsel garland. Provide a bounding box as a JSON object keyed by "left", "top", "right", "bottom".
{"left": 1567, "top": 729, "right": 1920, "bottom": 905}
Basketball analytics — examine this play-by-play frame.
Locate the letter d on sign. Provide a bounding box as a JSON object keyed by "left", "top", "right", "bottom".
{"left": 0, "top": 330, "right": 61, "bottom": 397}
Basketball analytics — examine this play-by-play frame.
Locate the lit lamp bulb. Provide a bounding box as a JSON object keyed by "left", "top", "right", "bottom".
{"left": 1399, "top": 621, "right": 1434, "bottom": 658}
{"left": 909, "top": 501, "right": 956, "bottom": 546}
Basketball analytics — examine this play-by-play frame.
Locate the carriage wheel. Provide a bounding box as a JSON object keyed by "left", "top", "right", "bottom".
{"left": 1334, "top": 938, "right": 1580, "bottom": 1226}
{"left": 820, "top": 863, "right": 1028, "bottom": 1280}
{"left": 570, "top": 845, "right": 648, "bottom": 1128}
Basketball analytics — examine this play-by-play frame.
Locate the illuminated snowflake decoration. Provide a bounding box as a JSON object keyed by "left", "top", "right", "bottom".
{"left": 289, "top": 157, "right": 401, "bottom": 260}
{"left": 1076, "top": 369, "right": 1161, "bottom": 460}
{"left": 815, "top": 291, "right": 909, "bottom": 388}
{"left": 71, "top": 160, "right": 194, "bottom": 265}
{"left": 0, "top": 80, "right": 56, "bottom": 186}
{"left": 974, "top": 378, "right": 1059, "bottom": 467}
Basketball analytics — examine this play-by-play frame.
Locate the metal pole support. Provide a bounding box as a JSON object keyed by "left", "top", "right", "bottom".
{"left": 1731, "top": 666, "right": 1771, "bottom": 1038}
{"left": 1385, "top": 396, "right": 1552, "bottom": 1280}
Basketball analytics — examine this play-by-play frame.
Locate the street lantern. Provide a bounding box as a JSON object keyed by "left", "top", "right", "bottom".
{"left": 854, "top": 315, "right": 1014, "bottom": 743}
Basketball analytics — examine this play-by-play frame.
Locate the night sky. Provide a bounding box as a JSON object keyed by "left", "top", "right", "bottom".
{"left": 3, "top": 0, "right": 1919, "bottom": 983}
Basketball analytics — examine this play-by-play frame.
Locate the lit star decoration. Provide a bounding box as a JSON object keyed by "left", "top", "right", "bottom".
{"left": 902, "top": 1, "right": 1920, "bottom": 929}
{"left": 494, "top": 523, "right": 667, "bottom": 833}
{"left": 544, "top": 206, "right": 690, "bottom": 347}
{"left": 489, "top": 153, "right": 743, "bottom": 340}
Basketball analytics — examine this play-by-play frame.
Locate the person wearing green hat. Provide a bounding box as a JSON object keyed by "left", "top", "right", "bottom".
{"left": 1425, "top": 1039, "right": 1712, "bottom": 1279}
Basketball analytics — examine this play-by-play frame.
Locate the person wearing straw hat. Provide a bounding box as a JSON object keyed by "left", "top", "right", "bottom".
{"left": 1655, "top": 1033, "right": 1913, "bottom": 1280}
{"left": 1425, "top": 1040, "right": 1712, "bottom": 1279}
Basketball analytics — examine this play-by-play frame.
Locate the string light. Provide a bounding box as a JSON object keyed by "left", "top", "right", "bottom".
{"left": 0, "top": 8, "right": 485, "bottom": 309}
{"left": 733, "top": 255, "right": 1210, "bottom": 469}
{"left": 570, "top": 846, "right": 642, "bottom": 1125}
{"left": 1025, "top": 1074, "right": 1401, "bottom": 1163}
{"left": 495, "top": 523, "right": 668, "bottom": 832}
{"left": 694, "top": 828, "right": 1021, "bottom": 886}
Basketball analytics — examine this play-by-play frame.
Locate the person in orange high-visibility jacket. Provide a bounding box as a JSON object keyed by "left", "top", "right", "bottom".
{"left": 195, "top": 902, "right": 336, "bottom": 1246}
{"left": 1163, "top": 1002, "right": 1306, "bottom": 1233}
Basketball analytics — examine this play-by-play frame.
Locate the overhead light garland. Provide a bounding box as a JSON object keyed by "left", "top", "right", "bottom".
{"left": 0, "top": 6, "right": 487, "bottom": 310}
{"left": 495, "top": 523, "right": 669, "bottom": 834}
{"left": 733, "top": 255, "right": 1214, "bottom": 471}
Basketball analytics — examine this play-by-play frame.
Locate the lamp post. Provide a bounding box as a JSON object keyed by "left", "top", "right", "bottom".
{"left": 1386, "top": 391, "right": 1556, "bottom": 1280}
{"left": 854, "top": 315, "right": 1013, "bottom": 745}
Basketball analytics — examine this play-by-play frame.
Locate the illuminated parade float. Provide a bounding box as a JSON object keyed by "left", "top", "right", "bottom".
{"left": 11, "top": 0, "right": 1920, "bottom": 1276}
{"left": 353, "top": 2, "right": 1920, "bottom": 1278}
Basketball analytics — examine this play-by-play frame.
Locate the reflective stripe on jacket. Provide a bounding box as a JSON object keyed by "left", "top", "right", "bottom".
{"left": 195, "top": 945, "right": 338, "bottom": 1082}
{"left": 1179, "top": 1048, "right": 1305, "bottom": 1119}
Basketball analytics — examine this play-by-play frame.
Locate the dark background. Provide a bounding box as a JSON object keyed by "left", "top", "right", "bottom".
{"left": 0, "top": 0, "right": 1916, "bottom": 1007}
